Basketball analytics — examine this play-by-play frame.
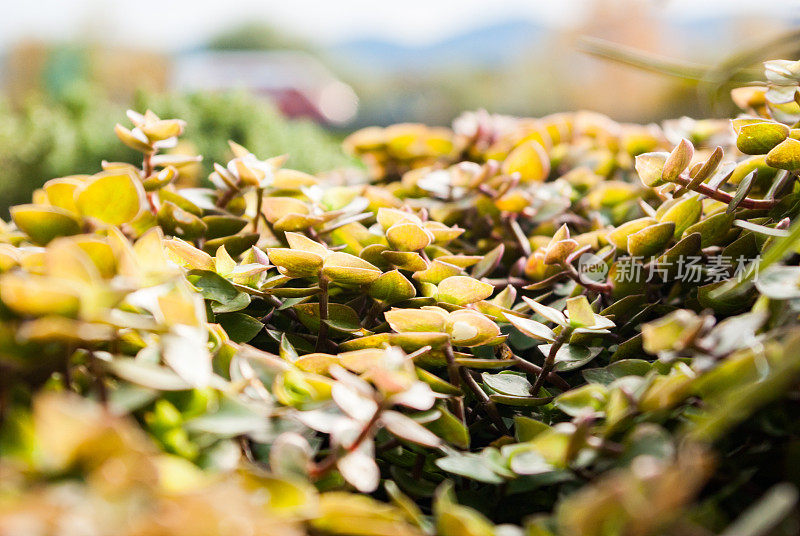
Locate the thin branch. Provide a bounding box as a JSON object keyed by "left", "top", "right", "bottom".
{"left": 531, "top": 328, "right": 572, "bottom": 396}
{"left": 672, "top": 173, "right": 780, "bottom": 210}
{"left": 143, "top": 152, "right": 154, "bottom": 178}
{"left": 88, "top": 351, "right": 108, "bottom": 408}
{"left": 252, "top": 187, "right": 264, "bottom": 233}
{"left": 512, "top": 355, "right": 570, "bottom": 391}
{"left": 459, "top": 367, "right": 508, "bottom": 435}
{"left": 443, "top": 344, "right": 466, "bottom": 423}
{"left": 315, "top": 276, "right": 330, "bottom": 352}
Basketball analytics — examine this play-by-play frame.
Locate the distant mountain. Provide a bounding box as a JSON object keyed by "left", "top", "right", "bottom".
{"left": 329, "top": 20, "right": 548, "bottom": 73}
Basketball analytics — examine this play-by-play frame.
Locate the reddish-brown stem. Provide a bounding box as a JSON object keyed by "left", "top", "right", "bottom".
{"left": 215, "top": 186, "right": 239, "bottom": 209}
{"left": 63, "top": 349, "right": 74, "bottom": 391}
{"left": 531, "top": 328, "right": 572, "bottom": 396}
{"left": 143, "top": 152, "right": 154, "bottom": 178}
{"left": 315, "top": 275, "right": 330, "bottom": 353}
{"left": 363, "top": 300, "right": 384, "bottom": 328}
{"left": 443, "top": 344, "right": 466, "bottom": 423}
{"left": 141, "top": 152, "right": 159, "bottom": 214}
{"left": 672, "top": 173, "right": 779, "bottom": 210}
{"left": 459, "top": 367, "right": 508, "bottom": 434}
{"left": 512, "top": 355, "right": 570, "bottom": 390}
{"left": 88, "top": 351, "right": 108, "bottom": 408}
{"left": 252, "top": 187, "right": 264, "bottom": 233}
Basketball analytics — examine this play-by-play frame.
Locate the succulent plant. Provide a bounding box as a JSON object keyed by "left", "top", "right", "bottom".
{"left": 3, "top": 59, "right": 800, "bottom": 536}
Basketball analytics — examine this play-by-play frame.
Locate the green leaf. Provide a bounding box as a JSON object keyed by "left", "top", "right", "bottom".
{"left": 294, "top": 302, "right": 362, "bottom": 333}
{"left": 10, "top": 204, "right": 82, "bottom": 245}
{"left": 158, "top": 188, "right": 202, "bottom": 216}
{"left": 504, "top": 313, "right": 557, "bottom": 342}
{"left": 157, "top": 201, "right": 208, "bottom": 239}
{"left": 187, "top": 269, "right": 251, "bottom": 313}
{"left": 0, "top": 273, "right": 81, "bottom": 317}
{"left": 682, "top": 212, "right": 735, "bottom": 248}
{"left": 424, "top": 407, "right": 470, "bottom": 448}
{"left": 202, "top": 233, "right": 259, "bottom": 257}
{"left": 413, "top": 260, "right": 462, "bottom": 285}
{"left": 184, "top": 395, "right": 270, "bottom": 437}
{"left": 482, "top": 372, "right": 534, "bottom": 396}
{"left": 582, "top": 359, "right": 653, "bottom": 385}
{"left": 554, "top": 383, "right": 608, "bottom": 416}
{"left": 268, "top": 248, "right": 323, "bottom": 278}
{"left": 733, "top": 219, "right": 790, "bottom": 237}
{"left": 566, "top": 296, "right": 595, "bottom": 328}
{"left": 634, "top": 152, "right": 668, "bottom": 187}
{"left": 381, "top": 250, "right": 428, "bottom": 271}
{"left": 42, "top": 177, "right": 82, "bottom": 214}
{"left": 385, "top": 307, "right": 447, "bottom": 333}
{"left": 507, "top": 447, "right": 553, "bottom": 476}
{"left": 521, "top": 296, "right": 568, "bottom": 327}
{"left": 202, "top": 215, "right": 248, "bottom": 239}
{"left": 217, "top": 312, "right": 263, "bottom": 342}
{"left": 107, "top": 357, "right": 193, "bottom": 390}
{"left": 471, "top": 243, "right": 504, "bottom": 279}
{"left": 641, "top": 309, "right": 703, "bottom": 353}
{"left": 662, "top": 138, "right": 694, "bottom": 182}
{"left": 657, "top": 195, "right": 702, "bottom": 237}
{"left": 322, "top": 252, "right": 382, "bottom": 285}
{"left": 386, "top": 222, "right": 432, "bottom": 251}
{"left": 627, "top": 221, "right": 675, "bottom": 257}
{"left": 726, "top": 171, "right": 756, "bottom": 213}
{"left": 369, "top": 270, "right": 416, "bottom": 303}
{"left": 513, "top": 416, "right": 551, "bottom": 442}
{"left": 606, "top": 217, "right": 657, "bottom": 252}
{"left": 537, "top": 344, "right": 603, "bottom": 372}
{"left": 435, "top": 451, "right": 505, "bottom": 484}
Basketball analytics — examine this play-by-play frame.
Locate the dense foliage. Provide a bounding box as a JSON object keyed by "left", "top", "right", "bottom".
{"left": 0, "top": 88, "right": 354, "bottom": 213}
{"left": 3, "top": 60, "right": 800, "bottom": 536}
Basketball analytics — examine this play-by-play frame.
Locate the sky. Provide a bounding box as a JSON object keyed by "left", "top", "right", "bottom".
{"left": 1, "top": 0, "right": 799, "bottom": 51}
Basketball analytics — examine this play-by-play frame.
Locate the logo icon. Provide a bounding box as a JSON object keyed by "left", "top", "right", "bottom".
{"left": 577, "top": 253, "right": 608, "bottom": 283}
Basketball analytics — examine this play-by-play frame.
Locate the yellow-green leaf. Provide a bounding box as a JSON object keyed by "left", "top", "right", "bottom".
{"left": 437, "top": 276, "right": 493, "bottom": 305}
{"left": 76, "top": 171, "right": 145, "bottom": 225}
{"left": 502, "top": 140, "right": 550, "bottom": 182}
{"left": 10, "top": 205, "right": 82, "bottom": 245}
{"left": 736, "top": 121, "right": 789, "bottom": 155}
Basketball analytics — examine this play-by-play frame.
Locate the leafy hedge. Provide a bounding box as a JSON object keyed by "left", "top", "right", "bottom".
{"left": 2, "top": 60, "right": 800, "bottom": 536}
{"left": 0, "top": 88, "right": 355, "bottom": 213}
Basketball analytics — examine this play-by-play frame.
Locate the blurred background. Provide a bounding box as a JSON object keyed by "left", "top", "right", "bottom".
{"left": 1, "top": 0, "right": 799, "bottom": 211}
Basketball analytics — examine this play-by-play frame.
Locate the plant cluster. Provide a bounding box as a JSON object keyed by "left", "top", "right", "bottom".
{"left": 3, "top": 60, "right": 800, "bottom": 536}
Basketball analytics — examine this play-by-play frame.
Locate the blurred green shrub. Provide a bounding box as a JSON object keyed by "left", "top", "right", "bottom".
{"left": 0, "top": 86, "right": 355, "bottom": 213}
